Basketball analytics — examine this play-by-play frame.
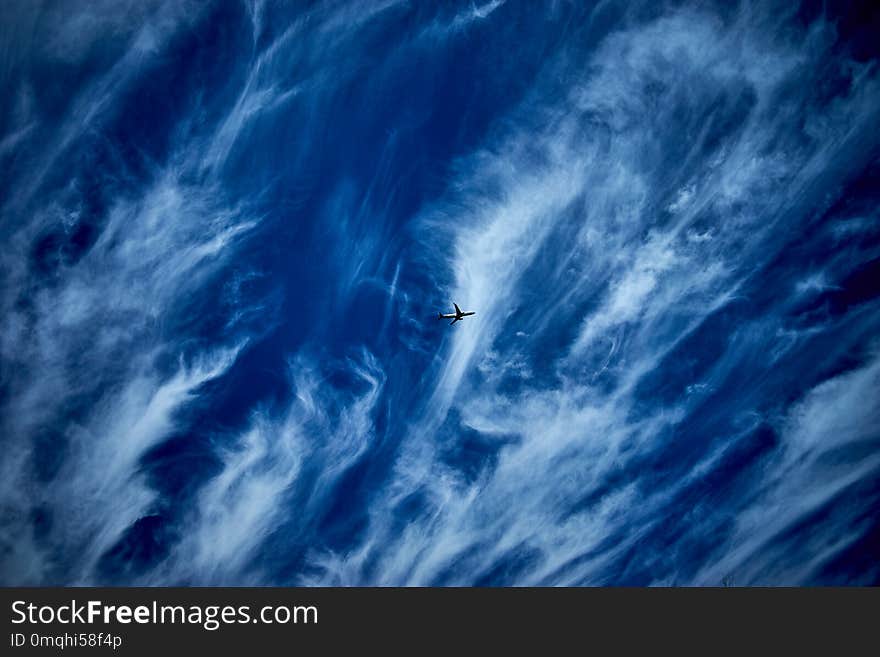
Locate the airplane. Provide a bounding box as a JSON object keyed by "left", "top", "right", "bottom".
{"left": 438, "top": 302, "right": 475, "bottom": 325}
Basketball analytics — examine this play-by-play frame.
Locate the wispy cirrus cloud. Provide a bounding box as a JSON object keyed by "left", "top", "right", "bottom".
{"left": 305, "top": 3, "right": 880, "bottom": 586}
{"left": 2, "top": 1, "right": 878, "bottom": 587}
{"left": 0, "top": 0, "right": 408, "bottom": 584}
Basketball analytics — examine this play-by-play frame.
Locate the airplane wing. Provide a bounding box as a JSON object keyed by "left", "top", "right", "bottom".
{"left": 450, "top": 317, "right": 459, "bottom": 325}
{"left": 453, "top": 303, "right": 462, "bottom": 315}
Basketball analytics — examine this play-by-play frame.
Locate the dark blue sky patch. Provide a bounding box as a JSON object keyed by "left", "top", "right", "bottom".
{"left": 437, "top": 416, "right": 516, "bottom": 485}
{"left": 96, "top": 514, "right": 178, "bottom": 583}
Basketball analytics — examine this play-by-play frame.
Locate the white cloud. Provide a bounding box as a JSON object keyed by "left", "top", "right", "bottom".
{"left": 693, "top": 350, "right": 880, "bottom": 585}
{"left": 304, "top": 3, "right": 880, "bottom": 585}
{"left": 156, "top": 350, "right": 384, "bottom": 584}
{"left": 2, "top": 0, "right": 878, "bottom": 587}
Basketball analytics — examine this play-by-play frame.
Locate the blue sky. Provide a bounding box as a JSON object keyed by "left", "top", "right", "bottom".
{"left": 1, "top": 0, "right": 879, "bottom": 585}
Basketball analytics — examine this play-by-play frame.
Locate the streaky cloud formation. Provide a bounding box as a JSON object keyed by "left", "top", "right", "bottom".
{"left": 1, "top": 0, "right": 878, "bottom": 585}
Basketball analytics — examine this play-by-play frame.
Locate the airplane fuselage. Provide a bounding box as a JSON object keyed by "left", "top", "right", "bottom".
{"left": 437, "top": 303, "right": 475, "bottom": 324}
